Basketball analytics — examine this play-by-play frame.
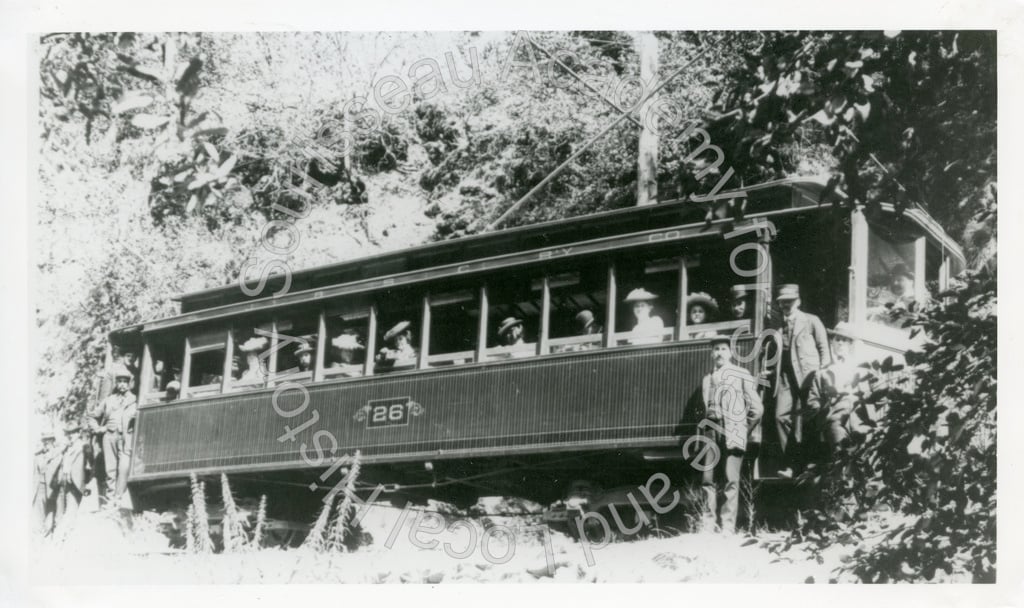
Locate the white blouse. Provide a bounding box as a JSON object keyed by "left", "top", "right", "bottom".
{"left": 629, "top": 315, "right": 665, "bottom": 345}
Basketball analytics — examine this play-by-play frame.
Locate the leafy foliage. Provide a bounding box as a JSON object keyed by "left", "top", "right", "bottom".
{"left": 188, "top": 473, "right": 215, "bottom": 553}
{"left": 219, "top": 473, "right": 250, "bottom": 553}
{"left": 767, "top": 263, "right": 997, "bottom": 582}
{"left": 707, "top": 31, "right": 996, "bottom": 241}
{"left": 327, "top": 450, "right": 363, "bottom": 553}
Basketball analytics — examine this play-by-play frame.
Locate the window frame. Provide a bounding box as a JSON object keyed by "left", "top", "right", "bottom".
{"left": 140, "top": 238, "right": 776, "bottom": 403}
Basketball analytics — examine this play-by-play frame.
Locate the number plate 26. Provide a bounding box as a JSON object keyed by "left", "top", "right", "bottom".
{"left": 355, "top": 397, "right": 424, "bottom": 429}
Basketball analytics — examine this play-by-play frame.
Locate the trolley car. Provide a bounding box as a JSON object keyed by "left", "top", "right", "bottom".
{"left": 111, "top": 177, "right": 965, "bottom": 516}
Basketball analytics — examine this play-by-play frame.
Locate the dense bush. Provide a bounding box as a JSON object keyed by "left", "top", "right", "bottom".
{"left": 768, "top": 258, "right": 997, "bottom": 583}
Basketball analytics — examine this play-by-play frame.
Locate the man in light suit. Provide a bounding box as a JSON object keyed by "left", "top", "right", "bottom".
{"left": 770, "top": 284, "right": 831, "bottom": 477}
{"left": 699, "top": 335, "right": 764, "bottom": 533}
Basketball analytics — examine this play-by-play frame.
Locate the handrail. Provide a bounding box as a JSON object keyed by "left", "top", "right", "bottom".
{"left": 426, "top": 350, "right": 475, "bottom": 366}
{"left": 681, "top": 319, "right": 750, "bottom": 336}
{"left": 142, "top": 390, "right": 168, "bottom": 405}
{"left": 273, "top": 370, "right": 313, "bottom": 383}
{"left": 322, "top": 363, "right": 365, "bottom": 378}
{"left": 614, "top": 327, "right": 675, "bottom": 345}
{"left": 549, "top": 334, "right": 603, "bottom": 346}
{"left": 187, "top": 383, "right": 220, "bottom": 397}
{"left": 232, "top": 376, "right": 268, "bottom": 390}
{"left": 484, "top": 343, "right": 538, "bottom": 360}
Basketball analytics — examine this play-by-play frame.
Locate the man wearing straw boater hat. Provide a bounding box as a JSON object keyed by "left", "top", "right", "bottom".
{"left": 294, "top": 342, "right": 315, "bottom": 373}
{"left": 699, "top": 334, "right": 764, "bottom": 532}
{"left": 728, "top": 284, "right": 751, "bottom": 321}
{"left": 624, "top": 287, "right": 665, "bottom": 345}
{"left": 770, "top": 283, "right": 831, "bottom": 477}
{"left": 497, "top": 316, "right": 525, "bottom": 346}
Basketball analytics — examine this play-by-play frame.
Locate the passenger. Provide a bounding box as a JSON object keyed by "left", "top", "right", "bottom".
{"left": 294, "top": 344, "right": 314, "bottom": 373}
{"left": 376, "top": 321, "right": 418, "bottom": 369}
{"left": 769, "top": 283, "right": 831, "bottom": 478}
{"left": 868, "top": 263, "right": 928, "bottom": 326}
{"left": 728, "top": 285, "right": 750, "bottom": 320}
{"left": 151, "top": 359, "right": 166, "bottom": 392}
{"left": 330, "top": 329, "right": 365, "bottom": 377}
{"left": 888, "top": 263, "right": 917, "bottom": 307}
{"left": 278, "top": 343, "right": 315, "bottom": 379}
{"left": 624, "top": 288, "right": 665, "bottom": 345}
{"left": 497, "top": 317, "right": 525, "bottom": 346}
{"left": 573, "top": 309, "right": 603, "bottom": 351}
{"left": 686, "top": 292, "right": 719, "bottom": 339}
{"left": 728, "top": 284, "right": 775, "bottom": 325}
{"left": 237, "top": 336, "right": 269, "bottom": 383}
{"left": 699, "top": 335, "right": 764, "bottom": 533}
{"left": 575, "top": 309, "right": 602, "bottom": 336}
{"left": 806, "top": 323, "right": 869, "bottom": 455}
{"left": 164, "top": 368, "right": 181, "bottom": 401}
{"left": 497, "top": 317, "right": 533, "bottom": 358}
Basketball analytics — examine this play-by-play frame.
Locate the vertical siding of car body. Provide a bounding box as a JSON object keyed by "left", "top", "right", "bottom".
{"left": 131, "top": 339, "right": 753, "bottom": 479}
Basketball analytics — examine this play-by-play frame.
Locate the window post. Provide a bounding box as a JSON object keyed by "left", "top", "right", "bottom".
{"left": 267, "top": 320, "right": 279, "bottom": 386}
{"left": 220, "top": 329, "right": 234, "bottom": 394}
{"left": 938, "top": 253, "right": 950, "bottom": 293}
{"left": 476, "top": 286, "right": 489, "bottom": 362}
{"left": 138, "top": 339, "right": 153, "bottom": 406}
{"left": 604, "top": 263, "right": 617, "bottom": 348}
{"left": 849, "top": 205, "right": 869, "bottom": 329}
{"left": 364, "top": 304, "right": 377, "bottom": 377}
{"left": 539, "top": 277, "right": 551, "bottom": 355}
{"left": 675, "top": 256, "right": 688, "bottom": 341}
{"left": 419, "top": 294, "right": 431, "bottom": 369}
{"left": 914, "top": 236, "right": 927, "bottom": 304}
{"left": 181, "top": 337, "right": 192, "bottom": 399}
{"left": 755, "top": 232, "right": 772, "bottom": 338}
{"left": 314, "top": 310, "right": 327, "bottom": 382}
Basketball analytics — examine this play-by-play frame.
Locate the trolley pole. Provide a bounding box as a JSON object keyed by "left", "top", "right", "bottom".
{"left": 634, "top": 31, "right": 659, "bottom": 206}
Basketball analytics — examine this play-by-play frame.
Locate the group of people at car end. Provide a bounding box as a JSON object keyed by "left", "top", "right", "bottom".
{"left": 34, "top": 361, "right": 138, "bottom": 536}
{"left": 695, "top": 282, "right": 873, "bottom": 533}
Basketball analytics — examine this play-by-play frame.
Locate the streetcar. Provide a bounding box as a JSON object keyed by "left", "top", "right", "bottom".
{"left": 110, "top": 176, "right": 965, "bottom": 523}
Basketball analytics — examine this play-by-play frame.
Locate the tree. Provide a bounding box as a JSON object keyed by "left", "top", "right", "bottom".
{"left": 703, "top": 31, "right": 995, "bottom": 251}
{"left": 768, "top": 262, "right": 997, "bottom": 582}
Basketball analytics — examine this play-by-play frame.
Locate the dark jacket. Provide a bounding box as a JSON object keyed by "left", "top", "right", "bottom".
{"left": 771, "top": 309, "right": 831, "bottom": 391}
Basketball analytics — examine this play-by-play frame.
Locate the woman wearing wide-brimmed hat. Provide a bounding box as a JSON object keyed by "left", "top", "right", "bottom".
{"left": 329, "top": 329, "right": 365, "bottom": 377}
{"left": 237, "top": 335, "right": 269, "bottom": 382}
{"left": 376, "top": 320, "right": 418, "bottom": 369}
{"left": 686, "top": 292, "right": 719, "bottom": 339}
{"left": 624, "top": 287, "right": 665, "bottom": 345}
